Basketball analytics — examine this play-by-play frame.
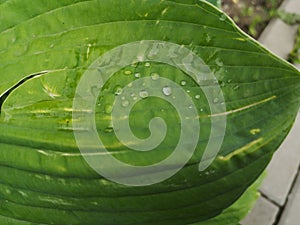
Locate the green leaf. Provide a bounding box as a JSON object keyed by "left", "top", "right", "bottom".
{"left": 0, "top": 0, "right": 299, "bottom": 225}
{"left": 190, "top": 172, "right": 265, "bottom": 225}
{"left": 205, "top": 0, "right": 221, "bottom": 8}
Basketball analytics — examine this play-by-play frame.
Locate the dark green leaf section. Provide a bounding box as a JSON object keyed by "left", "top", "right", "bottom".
{"left": 0, "top": 0, "right": 299, "bottom": 224}
{"left": 191, "top": 173, "right": 265, "bottom": 225}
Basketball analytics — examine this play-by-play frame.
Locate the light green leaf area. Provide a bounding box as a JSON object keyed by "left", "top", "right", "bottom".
{"left": 205, "top": 0, "right": 221, "bottom": 8}
{"left": 0, "top": 0, "right": 299, "bottom": 225}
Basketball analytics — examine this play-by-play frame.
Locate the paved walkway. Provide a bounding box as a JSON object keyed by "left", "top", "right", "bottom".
{"left": 241, "top": 0, "right": 300, "bottom": 224}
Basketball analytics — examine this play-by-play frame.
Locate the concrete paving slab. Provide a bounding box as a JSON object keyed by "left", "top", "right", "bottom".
{"left": 281, "top": 0, "right": 300, "bottom": 14}
{"left": 258, "top": 20, "right": 298, "bottom": 59}
{"left": 241, "top": 197, "right": 279, "bottom": 225}
{"left": 259, "top": 113, "right": 300, "bottom": 206}
{"left": 278, "top": 173, "right": 300, "bottom": 225}
{"left": 258, "top": 0, "right": 300, "bottom": 59}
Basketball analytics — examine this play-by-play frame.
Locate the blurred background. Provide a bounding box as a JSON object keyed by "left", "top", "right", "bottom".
{"left": 220, "top": 1, "right": 300, "bottom": 225}
{"left": 222, "top": 0, "right": 300, "bottom": 65}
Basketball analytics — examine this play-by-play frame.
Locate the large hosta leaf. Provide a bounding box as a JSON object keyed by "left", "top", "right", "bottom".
{"left": 0, "top": 0, "right": 299, "bottom": 224}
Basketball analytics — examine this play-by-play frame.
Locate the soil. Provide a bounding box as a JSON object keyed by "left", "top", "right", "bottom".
{"left": 222, "top": 0, "right": 284, "bottom": 39}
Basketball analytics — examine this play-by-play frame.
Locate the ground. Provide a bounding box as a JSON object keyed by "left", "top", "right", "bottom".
{"left": 222, "top": 0, "right": 284, "bottom": 38}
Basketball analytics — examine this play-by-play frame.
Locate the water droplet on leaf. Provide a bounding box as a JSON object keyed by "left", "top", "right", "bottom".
{"left": 219, "top": 14, "right": 227, "bottom": 21}
{"left": 124, "top": 70, "right": 132, "bottom": 75}
{"left": 91, "top": 85, "right": 99, "bottom": 97}
{"left": 205, "top": 34, "right": 211, "bottom": 43}
{"left": 121, "top": 100, "right": 130, "bottom": 107}
{"left": 105, "top": 104, "right": 113, "bottom": 114}
{"left": 114, "top": 86, "right": 123, "bottom": 95}
{"left": 139, "top": 90, "right": 149, "bottom": 98}
{"left": 151, "top": 72, "right": 160, "bottom": 80}
{"left": 162, "top": 86, "right": 172, "bottom": 96}
{"left": 104, "top": 127, "right": 114, "bottom": 133}
{"left": 216, "top": 58, "right": 223, "bottom": 67}
{"left": 250, "top": 128, "right": 261, "bottom": 135}
{"left": 180, "top": 80, "right": 187, "bottom": 86}
{"left": 131, "top": 63, "right": 138, "bottom": 68}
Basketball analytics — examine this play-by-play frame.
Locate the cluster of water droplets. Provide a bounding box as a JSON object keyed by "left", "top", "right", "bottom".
{"left": 105, "top": 64, "right": 205, "bottom": 115}
{"left": 73, "top": 40, "right": 227, "bottom": 185}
